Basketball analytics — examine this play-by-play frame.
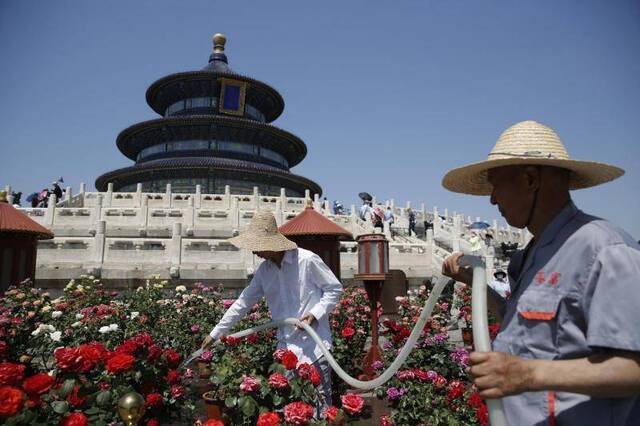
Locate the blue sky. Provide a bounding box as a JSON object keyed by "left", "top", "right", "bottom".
{"left": 1, "top": 1, "right": 639, "bottom": 237}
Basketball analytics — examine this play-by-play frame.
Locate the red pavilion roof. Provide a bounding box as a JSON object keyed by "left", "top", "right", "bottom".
{"left": 0, "top": 197, "right": 54, "bottom": 240}
{"left": 279, "top": 207, "right": 353, "bottom": 240}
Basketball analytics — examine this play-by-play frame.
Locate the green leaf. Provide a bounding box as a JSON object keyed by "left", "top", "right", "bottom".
{"left": 96, "top": 390, "right": 111, "bottom": 406}
{"left": 240, "top": 396, "right": 256, "bottom": 417}
{"left": 52, "top": 401, "right": 69, "bottom": 414}
{"left": 272, "top": 394, "right": 283, "bottom": 406}
{"left": 224, "top": 396, "right": 237, "bottom": 408}
{"left": 85, "top": 406, "right": 101, "bottom": 415}
{"left": 59, "top": 379, "right": 75, "bottom": 398}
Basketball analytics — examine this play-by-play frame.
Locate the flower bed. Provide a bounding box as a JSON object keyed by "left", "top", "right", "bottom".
{"left": 1, "top": 278, "right": 489, "bottom": 425}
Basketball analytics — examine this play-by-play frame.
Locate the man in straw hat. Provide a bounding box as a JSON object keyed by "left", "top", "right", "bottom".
{"left": 201, "top": 210, "right": 343, "bottom": 416}
{"left": 441, "top": 120, "right": 640, "bottom": 424}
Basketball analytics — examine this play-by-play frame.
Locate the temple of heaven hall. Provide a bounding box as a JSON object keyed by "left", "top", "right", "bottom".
{"left": 95, "top": 34, "right": 322, "bottom": 197}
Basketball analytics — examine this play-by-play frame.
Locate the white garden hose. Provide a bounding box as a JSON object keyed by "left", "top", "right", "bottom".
{"left": 183, "top": 256, "right": 507, "bottom": 425}
{"left": 461, "top": 255, "right": 508, "bottom": 426}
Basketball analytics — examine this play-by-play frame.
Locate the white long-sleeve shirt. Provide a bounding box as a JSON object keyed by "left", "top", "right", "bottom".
{"left": 209, "top": 248, "right": 343, "bottom": 364}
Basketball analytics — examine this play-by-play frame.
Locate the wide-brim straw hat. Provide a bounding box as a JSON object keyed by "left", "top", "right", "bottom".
{"left": 442, "top": 120, "right": 624, "bottom": 195}
{"left": 227, "top": 210, "right": 297, "bottom": 252}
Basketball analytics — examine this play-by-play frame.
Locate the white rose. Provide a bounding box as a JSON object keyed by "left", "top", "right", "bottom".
{"left": 130, "top": 312, "right": 139, "bottom": 320}
{"left": 49, "top": 331, "right": 62, "bottom": 342}
{"left": 175, "top": 285, "right": 187, "bottom": 293}
{"left": 41, "top": 306, "right": 51, "bottom": 313}
{"left": 71, "top": 321, "right": 82, "bottom": 328}
{"left": 51, "top": 311, "right": 63, "bottom": 319}
{"left": 76, "top": 285, "right": 84, "bottom": 291}
{"left": 75, "top": 313, "right": 84, "bottom": 320}
{"left": 109, "top": 324, "right": 119, "bottom": 332}
{"left": 98, "top": 325, "right": 111, "bottom": 334}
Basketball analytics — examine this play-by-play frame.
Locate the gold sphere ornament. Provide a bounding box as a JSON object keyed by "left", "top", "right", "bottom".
{"left": 117, "top": 391, "right": 146, "bottom": 426}
{"left": 213, "top": 33, "right": 227, "bottom": 52}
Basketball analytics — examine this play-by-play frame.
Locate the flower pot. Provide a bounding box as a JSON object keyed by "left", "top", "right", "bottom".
{"left": 461, "top": 327, "right": 474, "bottom": 348}
{"left": 202, "top": 391, "right": 225, "bottom": 420}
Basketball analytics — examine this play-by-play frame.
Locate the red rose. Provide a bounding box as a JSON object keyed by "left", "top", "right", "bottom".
{"left": 476, "top": 404, "right": 489, "bottom": 426}
{"left": 145, "top": 393, "right": 163, "bottom": 408}
{"left": 170, "top": 385, "right": 185, "bottom": 399}
{"left": 309, "top": 367, "right": 322, "bottom": 386}
{"left": 268, "top": 373, "right": 289, "bottom": 390}
{"left": 55, "top": 347, "right": 82, "bottom": 372}
{"left": 59, "top": 412, "right": 88, "bottom": 426}
{"left": 467, "top": 392, "right": 483, "bottom": 408}
{"left": 284, "top": 401, "right": 314, "bottom": 425}
{"left": 281, "top": 350, "right": 298, "bottom": 370}
{"left": 273, "top": 348, "right": 286, "bottom": 361}
{"left": 340, "top": 394, "right": 364, "bottom": 416}
{"left": 239, "top": 376, "right": 261, "bottom": 393}
{"left": 0, "top": 362, "right": 25, "bottom": 386}
{"left": 163, "top": 349, "right": 181, "bottom": 368}
{"left": 446, "top": 380, "right": 465, "bottom": 402}
{"left": 0, "top": 341, "right": 8, "bottom": 358}
{"left": 66, "top": 385, "right": 87, "bottom": 407}
{"left": 147, "top": 420, "right": 160, "bottom": 426}
{"left": 221, "top": 336, "right": 241, "bottom": 347}
{"left": 296, "top": 363, "right": 312, "bottom": 380}
{"left": 116, "top": 340, "right": 138, "bottom": 355}
{"left": 380, "top": 415, "right": 394, "bottom": 426}
{"left": 23, "top": 374, "right": 54, "bottom": 396}
{"left": 106, "top": 353, "right": 135, "bottom": 374}
{"left": 77, "top": 343, "right": 106, "bottom": 372}
{"left": 434, "top": 375, "right": 447, "bottom": 388}
{"left": 257, "top": 411, "right": 281, "bottom": 426}
{"left": 0, "top": 386, "right": 24, "bottom": 417}
{"left": 147, "top": 345, "right": 162, "bottom": 362}
{"left": 204, "top": 420, "right": 225, "bottom": 426}
{"left": 323, "top": 406, "right": 341, "bottom": 423}
{"left": 340, "top": 327, "right": 355, "bottom": 339}
{"left": 166, "top": 369, "right": 180, "bottom": 385}
{"left": 132, "top": 333, "right": 154, "bottom": 347}
{"left": 247, "top": 333, "right": 260, "bottom": 344}
{"left": 413, "top": 369, "right": 429, "bottom": 382}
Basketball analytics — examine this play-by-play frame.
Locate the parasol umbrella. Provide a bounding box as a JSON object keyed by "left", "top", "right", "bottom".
{"left": 468, "top": 221, "right": 491, "bottom": 230}
{"left": 25, "top": 192, "right": 39, "bottom": 202}
{"left": 358, "top": 192, "right": 373, "bottom": 202}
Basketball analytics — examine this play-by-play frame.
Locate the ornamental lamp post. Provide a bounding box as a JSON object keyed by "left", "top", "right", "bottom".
{"left": 354, "top": 233, "right": 391, "bottom": 380}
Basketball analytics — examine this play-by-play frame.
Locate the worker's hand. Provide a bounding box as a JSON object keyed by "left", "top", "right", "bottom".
{"left": 201, "top": 335, "right": 214, "bottom": 349}
{"left": 442, "top": 252, "right": 472, "bottom": 285}
{"left": 468, "top": 351, "right": 535, "bottom": 398}
{"left": 296, "top": 313, "right": 316, "bottom": 330}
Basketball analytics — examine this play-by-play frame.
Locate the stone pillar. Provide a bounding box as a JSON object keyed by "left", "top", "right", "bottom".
{"left": 350, "top": 204, "right": 357, "bottom": 217}
{"left": 280, "top": 188, "right": 287, "bottom": 210}
{"left": 231, "top": 197, "right": 240, "bottom": 229}
{"left": 444, "top": 208, "right": 449, "bottom": 222}
{"left": 274, "top": 200, "right": 283, "bottom": 226}
{"left": 64, "top": 186, "right": 72, "bottom": 205}
{"left": 105, "top": 183, "right": 113, "bottom": 207}
{"left": 79, "top": 182, "right": 86, "bottom": 207}
{"left": 304, "top": 189, "right": 310, "bottom": 201}
{"left": 485, "top": 252, "right": 495, "bottom": 283}
{"left": 170, "top": 222, "right": 182, "bottom": 267}
{"left": 252, "top": 186, "right": 259, "bottom": 209}
{"left": 94, "top": 194, "right": 103, "bottom": 226}
{"left": 313, "top": 193, "right": 320, "bottom": 212}
{"left": 452, "top": 214, "right": 461, "bottom": 252}
{"left": 185, "top": 197, "right": 195, "bottom": 234}
{"left": 389, "top": 198, "right": 395, "bottom": 209}
{"left": 165, "top": 184, "right": 172, "bottom": 208}
{"left": 45, "top": 194, "right": 57, "bottom": 227}
{"left": 93, "top": 220, "right": 106, "bottom": 265}
{"left": 224, "top": 185, "right": 231, "bottom": 209}
{"left": 323, "top": 199, "right": 331, "bottom": 215}
{"left": 383, "top": 221, "right": 392, "bottom": 240}
{"left": 135, "top": 183, "right": 143, "bottom": 206}
{"left": 139, "top": 195, "right": 148, "bottom": 236}
{"left": 195, "top": 184, "right": 202, "bottom": 209}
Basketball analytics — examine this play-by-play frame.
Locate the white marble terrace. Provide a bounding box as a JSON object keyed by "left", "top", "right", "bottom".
{"left": 5, "top": 183, "right": 530, "bottom": 291}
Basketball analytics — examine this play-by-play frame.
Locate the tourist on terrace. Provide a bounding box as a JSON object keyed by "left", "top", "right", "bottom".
{"left": 201, "top": 210, "right": 343, "bottom": 418}
{"left": 407, "top": 208, "right": 416, "bottom": 236}
{"left": 51, "top": 181, "right": 63, "bottom": 200}
{"left": 441, "top": 120, "right": 640, "bottom": 425}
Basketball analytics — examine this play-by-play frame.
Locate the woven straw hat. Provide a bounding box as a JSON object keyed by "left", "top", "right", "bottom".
{"left": 442, "top": 120, "right": 624, "bottom": 195}
{"left": 227, "top": 210, "right": 297, "bottom": 252}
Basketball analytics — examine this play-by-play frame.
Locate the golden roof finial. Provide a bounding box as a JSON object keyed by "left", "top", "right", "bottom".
{"left": 306, "top": 198, "right": 313, "bottom": 208}
{"left": 0, "top": 191, "right": 7, "bottom": 203}
{"left": 213, "top": 33, "right": 227, "bottom": 53}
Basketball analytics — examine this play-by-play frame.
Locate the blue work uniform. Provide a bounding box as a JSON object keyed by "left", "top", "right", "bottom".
{"left": 492, "top": 201, "right": 640, "bottom": 425}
